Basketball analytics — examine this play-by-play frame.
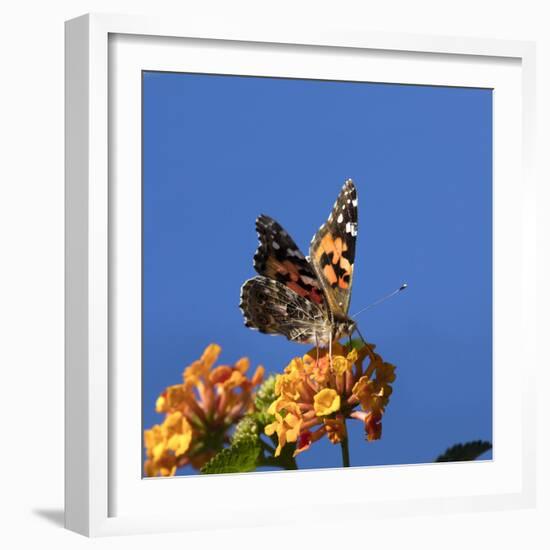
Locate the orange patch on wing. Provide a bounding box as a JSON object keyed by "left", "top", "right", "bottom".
{"left": 338, "top": 258, "right": 352, "bottom": 288}
{"left": 288, "top": 281, "right": 324, "bottom": 304}
{"left": 287, "top": 281, "right": 308, "bottom": 297}
{"left": 316, "top": 235, "right": 347, "bottom": 263}
{"left": 323, "top": 264, "right": 338, "bottom": 285}
{"left": 266, "top": 257, "right": 300, "bottom": 280}
{"left": 281, "top": 260, "right": 301, "bottom": 279}
{"left": 267, "top": 256, "right": 324, "bottom": 304}
{"left": 308, "top": 288, "right": 324, "bottom": 304}
{"left": 316, "top": 234, "right": 352, "bottom": 288}
{"left": 338, "top": 277, "right": 350, "bottom": 290}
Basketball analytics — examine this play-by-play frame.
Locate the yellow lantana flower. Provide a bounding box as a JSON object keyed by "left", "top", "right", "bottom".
{"left": 332, "top": 356, "right": 351, "bottom": 375}
{"left": 314, "top": 388, "right": 341, "bottom": 416}
{"left": 265, "top": 397, "right": 304, "bottom": 456}
{"left": 144, "top": 412, "right": 193, "bottom": 477}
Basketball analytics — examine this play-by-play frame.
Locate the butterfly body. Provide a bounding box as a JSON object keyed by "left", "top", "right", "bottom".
{"left": 240, "top": 179, "right": 359, "bottom": 347}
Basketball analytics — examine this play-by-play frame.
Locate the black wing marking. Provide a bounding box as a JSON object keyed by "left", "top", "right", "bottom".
{"left": 253, "top": 215, "right": 325, "bottom": 306}
{"left": 309, "top": 178, "right": 358, "bottom": 317}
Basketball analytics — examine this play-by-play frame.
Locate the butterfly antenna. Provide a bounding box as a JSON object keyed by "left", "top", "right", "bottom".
{"left": 352, "top": 283, "right": 408, "bottom": 319}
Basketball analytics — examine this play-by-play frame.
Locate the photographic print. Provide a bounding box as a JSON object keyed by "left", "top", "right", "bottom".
{"left": 142, "top": 71, "right": 493, "bottom": 477}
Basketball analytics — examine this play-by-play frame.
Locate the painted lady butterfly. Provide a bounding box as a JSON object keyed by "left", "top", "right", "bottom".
{"left": 240, "top": 179, "right": 359, "bottom": 348}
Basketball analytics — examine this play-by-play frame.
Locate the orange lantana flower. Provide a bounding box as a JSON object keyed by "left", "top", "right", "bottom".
{"left": 144, "top": 344, "right": 264, "bottom": 476}
{"left": 264, "top": 341, "right": 396, "bottom": 457}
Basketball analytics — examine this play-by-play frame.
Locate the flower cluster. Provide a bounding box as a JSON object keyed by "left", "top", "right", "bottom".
{"left": 144, "top": 344, "right": 264, "bottom": 476}
{"left": 265, "top": 342, "right": 396, "bottom": 457}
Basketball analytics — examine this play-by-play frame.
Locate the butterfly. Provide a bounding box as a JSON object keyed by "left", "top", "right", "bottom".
{"left": 239, "top": 178, "right": 360, "bottom": 350}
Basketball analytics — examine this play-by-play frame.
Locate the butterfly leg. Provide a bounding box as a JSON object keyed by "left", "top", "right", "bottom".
{"left": 328, "top": 330, "right": 333, "bottom": 371}
{"left": 315, "top": 333, "right": 320, "bottom": 367}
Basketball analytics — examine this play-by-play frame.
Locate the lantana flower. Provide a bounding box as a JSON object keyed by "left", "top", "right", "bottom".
{"left": 264, "top": 341, "right": 396, "bottom": 458}
{"left": 144, "top": 343, "right": 264, "bottom": 476}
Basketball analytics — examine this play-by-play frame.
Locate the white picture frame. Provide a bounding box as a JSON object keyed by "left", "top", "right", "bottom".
{"left": 65, "top": 13, "right": 537, "bottom": 537}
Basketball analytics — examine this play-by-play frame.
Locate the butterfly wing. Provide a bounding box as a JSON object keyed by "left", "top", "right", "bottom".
{"left": 253, "top": 214, "right": 325, "bottom": 306}
{"left": 239, "top": 276, "right": 328, "bottom": 344}
{"left": 309, "top": 179, "right": 358, "bottom": 317}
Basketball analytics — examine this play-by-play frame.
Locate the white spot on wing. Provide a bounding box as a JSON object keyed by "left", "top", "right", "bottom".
{"left": 346, "top": 222, "right": 357, "bottom": 236}
{"left": 352, "top": 199, "right": 358, "bottom": 207}
{"left": 272, "top": 241, "right": 280, "bottom": 250}
{"left": 337, "top": 213, "right": 344, "bottom": 223}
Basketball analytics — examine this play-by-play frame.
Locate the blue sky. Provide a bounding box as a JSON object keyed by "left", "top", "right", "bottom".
{"left": 142, "top": 71, "right": 493, "bottom": 474}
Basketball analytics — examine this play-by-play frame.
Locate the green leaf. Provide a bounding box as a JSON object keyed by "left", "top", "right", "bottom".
{"left": 435, "top": 440, "right": 492, "bottom": 462}
{"left": 200, "top": 436, "right": 261, "bottom": 474}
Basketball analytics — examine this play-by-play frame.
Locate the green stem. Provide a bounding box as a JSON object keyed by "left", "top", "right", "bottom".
{"left": 260, "top": 436, "right": 298, "bottom": 470}
{"left": 340, "top": 428, "right": 351, "bottom": 467}
{"left": 283, "top": 456, "right": 298, "bottom": 470}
